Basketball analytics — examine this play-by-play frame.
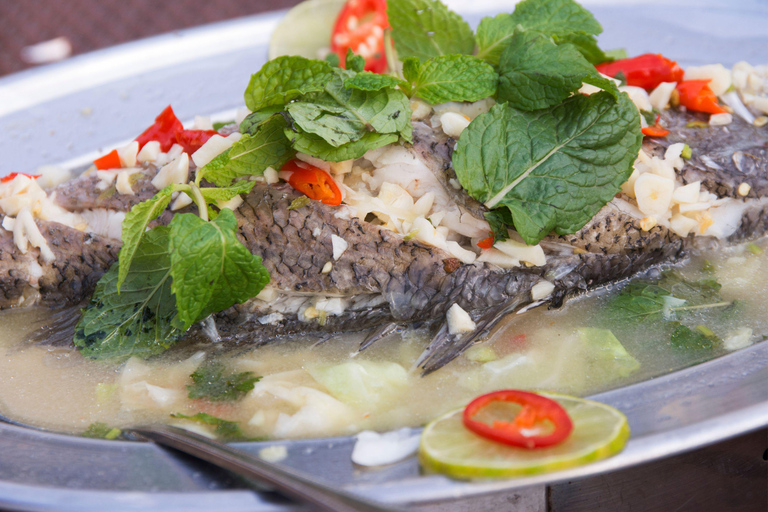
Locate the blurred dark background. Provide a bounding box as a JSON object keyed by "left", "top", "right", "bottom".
{"left": 0, "top": 0, "right": 303, "bottom": 77}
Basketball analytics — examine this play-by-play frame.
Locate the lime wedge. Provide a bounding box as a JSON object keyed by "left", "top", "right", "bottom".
{"left": 419, "top": 392, "right": 630, "bottom": 479}
{"left": 268, "top": 0, "right": 346, "bottom": 61}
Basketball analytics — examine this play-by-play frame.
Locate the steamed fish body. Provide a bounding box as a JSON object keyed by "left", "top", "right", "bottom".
{"left": 1, "top": 108, "right": 767, "bottom": 373}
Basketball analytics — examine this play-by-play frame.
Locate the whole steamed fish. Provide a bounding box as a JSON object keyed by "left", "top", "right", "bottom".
{"left": 1, "top": 109, "right": 767, "bottom": 374}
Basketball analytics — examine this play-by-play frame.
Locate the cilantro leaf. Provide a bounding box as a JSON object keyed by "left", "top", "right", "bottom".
{"left": 453, "top": 92, "right": 641, "bottom": 245}
{"left": 405, "top": 55, "right": 498, "bottom": 105}
{"left": 387, "top": 0, "right": 475, "bottom": 61}
{"left": 168, "top": 209, "right": 270, "bottom": 329}
{"left": 244, "top": 56, "right": 334, "bottom": 112}
{"left": 199, "top": 115, "right": 294, "bottom": 187}
{"left": 74, "top": 226, "right": 183, "bottom": 360}
{"left": 170, "top": 412, "right": 252, "bottom": 441}
{"left": 476, "top": 0, "right": 602, "bottom": 65}
{"left": 187, "top": 361, "right": 260, "bottom": 402}
{"left": 285, "top": 129, "right": 398, "bottom": 162}
{"left": 117, "top": 186, "right": 175, "bottom": 291}
{"left": 496, "top": 29, "right": 616, "bottom": 111}
{"left": 344, "top": 72, "right": 405, "bottom": 91}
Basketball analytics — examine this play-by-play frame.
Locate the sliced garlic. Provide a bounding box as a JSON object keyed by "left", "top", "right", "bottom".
{"left": 672, "top": 181, "right": 701, "bottom": 204}
{"left": 634, "top": 173, "right": 674, "bottom": 216}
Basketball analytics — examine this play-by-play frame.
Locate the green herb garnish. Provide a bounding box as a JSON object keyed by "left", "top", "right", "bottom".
{"left": 187, "top": 362, "right": 261, "bottom": 402}
{"left": 170, "top": 412, "right": 254, "bottom": 441}
{"left": 82, "top": 422, "right": 122, "bottom": 440}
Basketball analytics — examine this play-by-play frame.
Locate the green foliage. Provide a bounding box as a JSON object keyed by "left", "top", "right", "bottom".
{"left": 187, "top": 361, "right": 261, "bottom": 402}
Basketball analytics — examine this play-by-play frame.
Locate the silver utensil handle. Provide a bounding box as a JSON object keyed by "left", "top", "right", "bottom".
{"left": 129, "top": 425, "right": 408, "bottom": 512}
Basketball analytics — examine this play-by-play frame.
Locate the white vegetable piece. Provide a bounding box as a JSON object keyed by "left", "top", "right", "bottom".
{"left": 684, "top": 64, "right": 732, "bottom": 96}
{"left": 193, "top": 115, "right": 214, "bottom": 131}
{"left": 258, "top": 445, "right": 288, "bottom": 463}
{"left": 664, "top": 143, "right": 687, "bottom": 171}
{"left": 634, "top": 173, "right": 675, "bottom": 216}
{"left": 649, "top": 81, "right": 677, "bottom": 110}
{"left": 439, "top": 112, "right": 471, "bottom": 138}
{"left": 263, "top": 167, "right": 280, "bottom": 184}
{"left": 531, "top": 279, "right": 555, "bottom": 301}
{"left": 192, "top": 133, "right": 240, "bottom": 168}
{"left": 723, "top": 327, "right": 753, "bottom": 351}
{"left": 117, "top": 141, "right": 139, "bottom": 167}
{"left": 331, "top": 234, "right": 349, "bottom": 260}
{"left": 351, "top": 429, "right": 421, "bottom": 467}
{"left": 446, "top": 303, "right": 476, "bottom": 335}
{"left": 672, "top": 181, "right": 701, "bottom": 204}
{"left": 709, "top": 113, "right": 733, "bottom": 126}
{"left": 152, "top": 152, "right": 189, "bottom": 190}
{"left": 171, "top": 192, "right": 193, "bottom": 211}
{"left": 669, "top": 213, "right": 698, "bottom": 237}
{"left": 35, "top": 165, "right": 72, "bottom": 189}
{"left": 137, "top": 140, "right": 161, "bottom": 163}
{"left": 410, "top": 99, "right": 432, "bottom": 120}
{"left": 619, "top": 85, "right": 652, "bottom": 112}
{"left": 116, "top": 168, "right": 142, "bottom": 196}
{"left": 493, "top": 238, "right": 546, "bottom": 266}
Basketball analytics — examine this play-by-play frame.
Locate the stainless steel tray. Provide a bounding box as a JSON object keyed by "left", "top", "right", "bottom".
{"left": 0, "top": 1, "right": 766, "bottom": 510}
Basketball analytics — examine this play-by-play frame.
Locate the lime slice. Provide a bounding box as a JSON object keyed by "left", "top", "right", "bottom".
{"left": 268, "top": 0, "right": 346, "bottom": 61}
{"left": 419, "top": 392, "right": 630, "bottom": 479}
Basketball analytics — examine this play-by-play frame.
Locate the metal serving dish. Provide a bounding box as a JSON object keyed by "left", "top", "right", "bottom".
{"left": 0, "top": 1, "right": 766, "bottom": 510}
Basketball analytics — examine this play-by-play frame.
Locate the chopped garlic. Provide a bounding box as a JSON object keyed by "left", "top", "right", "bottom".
{"left": 116, "top": 167, "right": 142, "bottom": 196}
{"left": 620, "top": 85, "right": 652, "bottom": 111}
{"left": 634, "top": 173, "right": 674, "bottom": 216}
{"left": 259, "top": 445, "right": 288, "bottom": 463}
{"left": 669, "top": 213, "right": 698, "bottom": 237}
{"left": 531, "top": 280, "right": 555, "bottom": 300}
{"left": 738, "top": 183, "right": 751, "bottom": 196}
{"left": 723, "top": 327, "right": 753, "bottom": 351}
{"left": 446, "top": 304, "right": 476, "bottom": 335}
{"left": 329, "top": 160, "right": 353, "bottom": 175}
{"left": 439, "top": 112, "right": 471, "bottom": 138}
{"left": 649, "top": 81, "right": 677, "bottom": 110}
{"left": 171, "top": 192, "right": 193, "bottom": 211}
{"left": 151, "top": 153, "right": 189, "bottom": 190}
{"left": 217, "top": 195, "right": 243, "bottom": 212}
{"left": 15, "top": 208, "right": 55, "bottom": 262}
{"left": 235, "top": 107, "right": 251, "bottom": 125}
{"left": 263, "top": 167, "right": 279, "bottom": 184}
{"left": 117, "top": 141, "right": 139, "bottom": 167}
{"left": 410, "top": 99, "right": 432, "bottom": 120}
{"left": 664, "top": 143, "right": 687, "bottom": 171}
{"left": 684, "top": 64, "right": 732, "bottom": 96}
{"left": 351, "top": 429, "right": 420, "bottom": 467}
{"left": 137, "top": 141, "right": 161, "bottom": 163}
{"left": 193, "top": 115, "right": 213, "bottom": 131}
{"left": 476, "top": 248, "right": 520, "bottom": 268}
{"left": 192, "top": 133, "right": 239, "bottom": 168}
{"left": 494, "top": 238, "right": 546, "bottom": 266}
{"left": 321, "top": 261, "right": 333, "bottom": 273}
{"left": 672, "top": 181, "right": 701, "bottom": 204}
{"left": 709, "top": 113, "right": 733, "bottom": 126}
{"left": 331, "top": 234, "right": 348, "bottom": 260}
{"left": 639, "top": 216, "right": 657, "bottom": 231}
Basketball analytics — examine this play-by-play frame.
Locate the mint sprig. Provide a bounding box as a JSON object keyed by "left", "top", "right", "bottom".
{"left": 387, "top": 0, "right": 475, "bottom": 61}
{"left": 402, "top": 55, "right": 498, "bottom": 105}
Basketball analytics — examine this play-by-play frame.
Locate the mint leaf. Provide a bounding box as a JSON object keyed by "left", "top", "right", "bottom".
{"left": 406, "top": 55, "right": 498, "bottom": 104}
{"left": 74, "top": 227, "right": 183, "bottom": 360}
{"left": 485, "top": 210, "right": 513, "bottom": 242}
{"left": 212, "top": 121, "right": 233, "bottom": 131}
{"left": 169, "top": 209, "right": 270, "bottom": 328}
{"left": 117, "top": 186, "right": 175, "bottom": 291}
{"left": 244, "top": 56, "right": 333, "bottom": 112}
{"left": 199, "top": 115, "right": 294, "bottom": 187}
{"left": 497, "top": 29, "right": 615, "bottom": 111}
{"left": 344, "top": 72, "right": 404, "bottom": 91}
{"left": 286, "top": 129, "right": 398, "bottom": 162}
{"left": 476, "top": 0, "right": 602, "bottom": 65}
{"left": 453, "top": 92, "right": 641, "bottom": 245}
{"left": 239, "top": 106, "right": 283, "bottom": 135}
{"left": 387, "top": 0, "right": 474, "bottom": 60}
{"left": 322, "top": 71, "right": 412, "bottom": 140}
{"left": 554, "top": 32, "right": 609, "bottom": 65}
{"left": 170, "top": 412, "right": 252, "bottom": 441}
{"left": 287, "top": 101, "right": 367, "bottom": 147}
{"left": 199, "top": 181, "right": 255, "bottom": 204}
{"left": 345, "top": 49, "right": 366, "bottom": 73}
{"left": 670, "top": 323, "right": 719, "bottom": 351}
{"left": 82, "top": 422, "right": 122, "bottom": 440}
{"left": 187, "top": 361, "right": 260, "bottom": 402}
{"left": 604, "top": 48, "right": 628, "bottom": 61}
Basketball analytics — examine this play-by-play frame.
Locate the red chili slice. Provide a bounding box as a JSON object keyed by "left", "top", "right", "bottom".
{"left": 596, "top": 53, "right": 684, "bottom": 90}
{"left": 135, "top": 105, "right": 217, "bottom": 154}
{"left": 283, "top": 160, "right": 342, "bottom": 206}
{"left": 331, "top": 0, "right": 389, "bottom": 73}
{"left": 93, "top": 149, "right": 122, "bottom": 170}
{"left": 1, "top": 172, "right": 40, "bottom": 183}
{"left": 463, "top": 390, "right": 573, "bottom": 449}
{"left": 477, "top": 236, "right": 495, "bottom": 249}
{"left": 676, "top": 80, "right": 728, "bottom": 115}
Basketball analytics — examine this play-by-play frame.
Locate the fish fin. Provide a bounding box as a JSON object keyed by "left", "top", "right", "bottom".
{"left": 359, "top": 322, "right": 401, "bottom": 351}
{"left": 26, "top": 306, "right": 82, "bottom": 347}
{"left": 417, "top": 294, "right": 531, "bottom": 376}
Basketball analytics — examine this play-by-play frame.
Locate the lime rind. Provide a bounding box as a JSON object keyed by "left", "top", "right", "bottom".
{"left": 419, "top": 392, "right": 630, "bottom": 479}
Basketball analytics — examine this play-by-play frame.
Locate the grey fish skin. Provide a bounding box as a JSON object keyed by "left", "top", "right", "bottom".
{"left": 0, "top": 216, "right": 121, "bottom": 309}
{"left": 4, "top": 107, "right": 768, "bottom": 374}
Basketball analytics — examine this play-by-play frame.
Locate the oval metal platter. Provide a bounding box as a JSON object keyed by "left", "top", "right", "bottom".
{"left": 0, "top": 1, "right": 766, "bottom": 511}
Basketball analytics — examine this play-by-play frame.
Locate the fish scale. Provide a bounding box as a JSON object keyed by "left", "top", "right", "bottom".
{"left": 2, "top": 108, "right": 768, "bottom": 374}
